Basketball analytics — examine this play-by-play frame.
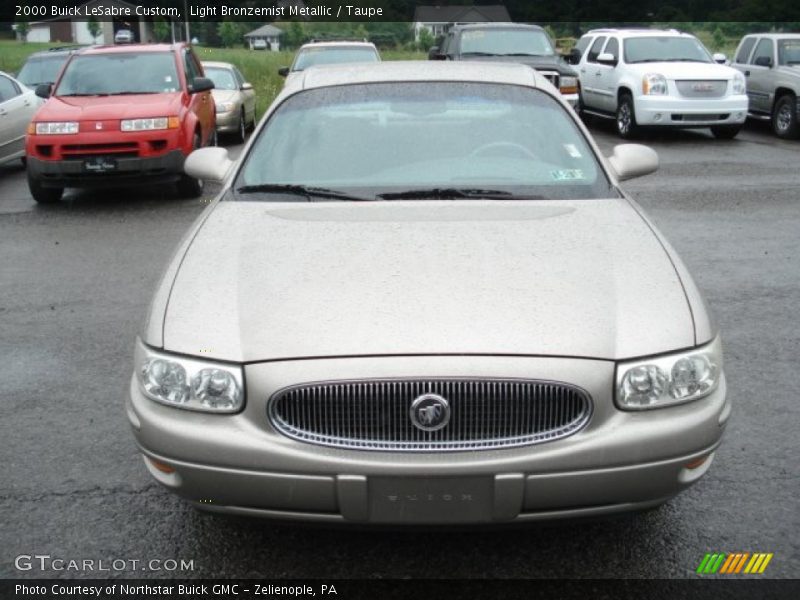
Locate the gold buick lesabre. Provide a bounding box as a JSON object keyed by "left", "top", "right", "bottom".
{"left": 127, "top": 62, "right": 729, "bottom": 524}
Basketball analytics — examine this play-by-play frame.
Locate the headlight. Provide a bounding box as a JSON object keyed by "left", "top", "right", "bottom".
{"left": 35, "top": 122, "right": 79, "bottom": 135}
{"left": 642, "top": 73, "right": 668, "bottom": 95}
{"left": 121, "top": 117, "right": 178, "bottom": 132}
{"left": 215, "top": 102, "right": 235, "bottom": 113}
{"left": 616, "top": 336, "right": 722, "bottom": 410}
{"left": 135, "top": 339, "right": 244, "bottom": 413}
{"left": 731, "top": 73, "right": 746, "bottom": 95}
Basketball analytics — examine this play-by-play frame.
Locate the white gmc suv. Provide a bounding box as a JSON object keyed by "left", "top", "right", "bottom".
{"left": 573, "top": 29, "right": 748, "bottom": 139}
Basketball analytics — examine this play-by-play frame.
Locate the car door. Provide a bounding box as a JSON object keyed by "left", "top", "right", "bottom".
{"left": 184, "top": 49, "right": 214, "bottom": 145}
{"left": 0, "top": 74, "right": 37, "bottom": 163}
{"left": 579, "top": 35, "right": 607, "bottom": 110}
{"left": 746, "top": 38, "right": 775, "bottom": 115}
{"left": 233, "top": 66, "right": 256, "bottom": 124}
{"left": 594, "top": 37, "right": 620, "bottom": 113}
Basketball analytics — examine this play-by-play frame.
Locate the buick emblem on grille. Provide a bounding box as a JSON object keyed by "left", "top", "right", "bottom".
{"left": 410, "top": 393, "right": 450, "bottom": 432}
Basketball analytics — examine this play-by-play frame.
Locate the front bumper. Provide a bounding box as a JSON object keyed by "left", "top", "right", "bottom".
{"left": 128, "top": 354, "right": 730, "bottom": 524}
{"left": 634, "top": 94, "right": 748, "bottom": 127}
{"left": 215, "top": 110, "right": 241, "bottom": 133}
{"left": 26, "top": 150, "right": 186, "bottom": 189}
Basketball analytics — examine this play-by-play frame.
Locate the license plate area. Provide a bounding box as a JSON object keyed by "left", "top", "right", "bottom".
{"left": 369, "top": 477, "right": 493, "bottom": 523}
{"left": 83, "top": 156, "right": 118, "bottom": 172}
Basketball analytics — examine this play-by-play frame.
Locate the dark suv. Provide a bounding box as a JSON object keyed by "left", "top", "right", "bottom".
{"left": 429, "top": 23, "right": 579, "bottom": 106}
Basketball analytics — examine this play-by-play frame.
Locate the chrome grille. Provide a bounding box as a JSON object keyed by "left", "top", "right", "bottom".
{"left": 268, "top": 379, "right": 592, "bottom": 452}
{"left": 676, "top": 80, "right": 728, "bottom": 98}
{"left": 537, "top": 70, "right": 560, "bottom": 90}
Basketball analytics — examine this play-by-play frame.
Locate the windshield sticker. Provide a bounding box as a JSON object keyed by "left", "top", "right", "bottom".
{"left": 551, "top": 169, "right": 585, "bottom": 181}
{"left": 564, "top": 144, "right": 582, "bottom": 158}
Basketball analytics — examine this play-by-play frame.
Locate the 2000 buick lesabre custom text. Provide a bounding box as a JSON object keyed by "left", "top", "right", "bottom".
{"left": 127, "top": 62, "right": 729, "bottom": 524}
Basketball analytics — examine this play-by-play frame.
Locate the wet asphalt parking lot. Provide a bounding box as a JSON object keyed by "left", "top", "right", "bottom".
{"left": 1, "top": 119, "right": 798, "bottom": 580}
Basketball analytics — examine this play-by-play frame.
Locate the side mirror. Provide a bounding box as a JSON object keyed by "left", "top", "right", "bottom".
{"left": 712, "top": 52, "right": 727, "bottom": 64}
{"left": 189, "top": 77, "right": 214, "bottom": 93}
{"left": 35, "top": 83, "right": 52, "bottom": 99}
{"left": 184, "top": 147, "right": 234, "bottom": 183}
{"left": 277, "top": 66, "right": 289, "bottom": 77}
{"left": 241, "top": 82, "right": 253, "bottom": 91}
{"left": 754, "top": 55, "right": 772, "bottom": 68}
{"left": 607, "top": 144, "right": 659, "bottom": 182}
{"left": 566, "top": 48, "right": 582, "bottom": 65}
{"left": 596, "top": 52, "right": 617, "bottom": 66}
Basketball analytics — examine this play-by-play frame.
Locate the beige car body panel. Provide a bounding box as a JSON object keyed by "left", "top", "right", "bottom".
{"left": 131, "top": 62, "right": 728, "bottom": 524}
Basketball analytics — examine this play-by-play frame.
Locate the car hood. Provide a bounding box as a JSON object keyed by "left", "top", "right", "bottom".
{"left": 625, "top": 61, "right": 740, "bottom": 80}
{"left": 460, "top": 54, "right": 576, "bottom": 75}
{"left": 35, "top": 93, "right": 183, "bottom": 121}
{"left": 161, "top": 200, "right": 694, "bottom": 363}
{"left": 211, "top": 89, "right": 238, "bottom": 103}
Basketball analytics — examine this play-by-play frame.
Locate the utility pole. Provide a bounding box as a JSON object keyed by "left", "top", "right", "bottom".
{"left": 184, "top": 0, "right": 190, "bottom": 41}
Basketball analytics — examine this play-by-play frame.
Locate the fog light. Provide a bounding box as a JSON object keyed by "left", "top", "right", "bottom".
{"left": 148, "top": 457, "right": 176, "bottom": 474}
{"left": 685, "top": 455, "right": 709, "bottom": 469}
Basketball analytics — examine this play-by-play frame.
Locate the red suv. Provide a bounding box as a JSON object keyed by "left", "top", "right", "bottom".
{"left": 26, "top": 43, "right": 215, "bottom": 203}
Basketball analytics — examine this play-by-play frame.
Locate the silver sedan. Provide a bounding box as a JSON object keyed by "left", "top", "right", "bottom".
{"left": 0, "top": 71, "right": 39, "bottom": 166}
{"left": 201, "top": 61, "right": 256, "bottom": 142}
{"left": 128, "top": 62, "right": 729, "bottom": 525}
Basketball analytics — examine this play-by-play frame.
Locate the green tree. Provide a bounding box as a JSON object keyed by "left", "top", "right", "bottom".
{"left": 417, "top": 28, "right": 434, "bottom": 52}
{"left": 218, "top": 21, "right": 242, "bottom": 48}
{"left": 282, "top": 21, "right": 306, "bottom": 49}
{"left": 712, "top": 27, "right": 726, "bottom": 50}
{"left": 87, "top": 15, "right": 102, "bottom": 43}
{"left": 153, "top": 18, "right": 170, "bottom": 43}
{"left": 15, "top": 17, "right": 30, "bottom": 42}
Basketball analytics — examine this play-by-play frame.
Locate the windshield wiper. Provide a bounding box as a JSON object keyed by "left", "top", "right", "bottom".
{"left": 377, "top": 188, "right": 533, "bottom": 200}
{"left": 59, "top": 93, "right": 107, "bottom": 97}
{"left": 460, "top": 52, "right": 498, "bottom": 57}
{"left": 235, "top": 183, "right": 373, "bottom": 202}
{"left": 500, "top": 53, "right": 546, "bottom": 57}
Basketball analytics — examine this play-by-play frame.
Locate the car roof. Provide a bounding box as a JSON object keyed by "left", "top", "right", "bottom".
{"left": 585, "top": 28, "right": 692, "bottom": 38}
{"left": 284, "top": 61, "right": 543, "bottom": 93}
{"left": 27, "top": 46, "right": 86, "bottom": 58}
{"left": 740, "top": 32, "right": 800, "bottom": 40}
{"left": 201, "top": 61, "right": 236, "bottom": 69}
{"left": 299, "top": 41, "right": 376, "bottom": 49}
{"left": 454, "top": 23, "right": 543, "bottom": 32}
{"left": 79, "top": 43, "right": 186, "bottom": 55}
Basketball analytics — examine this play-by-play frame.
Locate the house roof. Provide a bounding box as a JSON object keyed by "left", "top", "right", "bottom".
{"left": 413, "top": 4, "right": 511, "bottom": 23}
{"left": 244, "top": 24, "right": 284, "bottom": 38}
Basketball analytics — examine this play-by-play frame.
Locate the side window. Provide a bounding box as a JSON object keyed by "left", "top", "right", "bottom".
{"left": 604, "top": 37, "right": 619, "bottom": 61}
{"left": 587, "top": 36, "right": 607, "bottom": 63}
{"left": 735, "top": 37, "right": 756, "bottom": 64}
{"left": 0, "top": 74, "right": 21, "bottom": 103}
{"left": 750, "top": 38, "right": 774, "bottom": 65}
{"left": 574, "top": 35, "right": 592, "bottom": 59}
{"left": 183, "top": 50, "right": 200, "bottom": 86}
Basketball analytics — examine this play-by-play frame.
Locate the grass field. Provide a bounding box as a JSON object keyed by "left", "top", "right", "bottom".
{"left": 0, "top": 41, "right": 425, "bottom": 117}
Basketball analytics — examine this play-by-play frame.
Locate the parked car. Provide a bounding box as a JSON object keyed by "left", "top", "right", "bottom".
{"left": 278, "top": 40, "right": 380, "bottom": 84}
{"left": 732, "top": 33, "right": 800, "bottom": 139}
{"left": 129, "top": 62, "right": 728, "bottom": 525}
{"left": 429, "top": 23, "right": 579, "bottom": 106}
{"left": 573, "top": 28, "right": 748, "bottom": 139}
{"left": 202, "top": 61, "right": 256, "bottom": 143}
{"left": 25, "top": 43, "right": 216, "bottom": 203}
{"left": 0, "top": 71, "right": 39, "bottom": 166}
{"left": 16, "top": 46, "right": 84, "bottom": 90}
{"left": 114, "top": 29, "right": 135, "bottom": 44}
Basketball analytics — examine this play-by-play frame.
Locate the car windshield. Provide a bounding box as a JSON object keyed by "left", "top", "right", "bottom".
{"left": 236, "top": 82, "right": 615, "bottom": 201}
{"left": 624, "top": 36, "right": 712, "bottom": 63}
{"left": 292, "top": 47, "right": 379, "bottom": 71}
{"left": 778, "top": 39, "right": 800, "bottom": 65}
{"left": 54, "top": 52, "right": 179, "bottom": 96}
{"left": 17, "top": 55, "right": 70, "bottom": 87}
{"left": 204, "top": 67, "right": 237, "bottom": 90}
{"left": 459, "top": 29, "right": 555, "bottom": 56}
